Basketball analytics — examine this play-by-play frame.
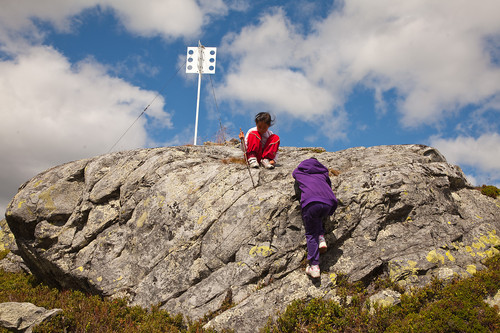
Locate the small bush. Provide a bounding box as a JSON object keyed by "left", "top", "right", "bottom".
{"left": 480, "top": 185, "right": 500, "bottom": 199}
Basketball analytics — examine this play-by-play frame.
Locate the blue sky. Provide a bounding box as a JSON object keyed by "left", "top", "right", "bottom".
{"left": 1, "top": 0, "right": 500, "bottom": 216}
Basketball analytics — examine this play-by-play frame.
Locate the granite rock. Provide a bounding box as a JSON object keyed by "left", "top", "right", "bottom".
{"left": 5, "top": 144, "right": 500, "bottom": 332}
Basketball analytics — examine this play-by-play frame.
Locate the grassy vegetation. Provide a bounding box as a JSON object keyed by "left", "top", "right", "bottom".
{"left": 263, "top": 253, "right": 500, "bottom": 332}
{"left": 0, "top": 268, "right": 224, "bottom": 332}
{"left": 1, "top": 254, "right": 499, "bottom": 332}
{"left": 480, "top": 185, "right": 500, "bottom": 199}
{"left": 300, "top": 147, "right": 326, "bottom": 153}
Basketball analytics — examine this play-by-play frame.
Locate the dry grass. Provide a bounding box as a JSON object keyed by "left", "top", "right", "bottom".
{"left": 329, "top": 169, "right": 341, "bottom": 177}
{"left": 221, "top": 157, "right": 247, "bottom": 165}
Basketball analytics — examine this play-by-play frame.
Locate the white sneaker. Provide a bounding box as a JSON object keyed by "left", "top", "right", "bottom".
{"left": 261, "top": 158, "right": 275, "bottom": 169}
{"left": 306, "top": 265, "right": 320, "bottom": 278}
{"left": 248, "top": 157, "right": 259, "bottom": 168}
{"left": 319, "top": 235, "right": 327, "bottom": 254}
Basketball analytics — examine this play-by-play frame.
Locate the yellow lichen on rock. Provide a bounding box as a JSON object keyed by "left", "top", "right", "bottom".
{"left": 197, "top": 215, "right": 207, "bottom": 225}
{"left": 377, "top": 297, "right": 396, "bottom": 308}
{"left": 250, "top": 206, "right": 260, "bottom": 214}
{"left": 157, "top": 195, "right": 166, "bottom": 207}
{"left": 249, "top": 245, "right": 274, "bottom": 257}
{"left": 137, "top": 212, "right": 148, "bottom": 228}
{"left": 466, "top": 265, "right": 477, "bottom": 275}
{"left": 473, "top": 241, "right": 486, "bottom": 250}
{"left": 38, "top": 186, "right": 56, "bottom": 211}
{"left": 329, "top": 273, "right": 337, "bottom": 285}
{"left": 426, "top": 250, "right": 445, "bottom": 264}
{"left": 485, "top": 247, "right": 500, "bottom": 258}
{"left": 389, "top": 260, "right": 419, "bottom": 281}
{"left": 482, "top": 230, "right": 500, "bottom": 246}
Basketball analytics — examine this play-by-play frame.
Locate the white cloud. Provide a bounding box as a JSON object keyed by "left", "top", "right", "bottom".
{"left": 0, "top": 0, "right": 233, "bottom": 217}
{"left": 0, "top": 0, "right": 229, "bottom": 40}
{"left": 105, "top": 0, "right": 204, "bottom": 39}
{"left": 430, "top": 133, "right": 500, "bottom": 176}
{"left": 0, "top": 0, "right": 96, "bottom": 33}
{"left": 217, "top": 0, "right": 500, "bottom": 130}
{"left": 225, "top": 0, "right": 250, "bottom": 12}
{"left": 0, "top": 45, "right": 172, "bottom": 216}
{"left": 218, "top": 9, "right": 339, "bottom": 120}
{"left": 463, "top": 173, "right": 478, "bottom": 188}
{"left": 220, "top": 68, "right": 335, "bottom": 117}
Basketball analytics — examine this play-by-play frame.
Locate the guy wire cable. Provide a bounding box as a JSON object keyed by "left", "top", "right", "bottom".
{"left": 209, "top": 74, "right": 226, "bottom": 142}
{"left": 107, "top": 62, "right": 185, "bottom": 153}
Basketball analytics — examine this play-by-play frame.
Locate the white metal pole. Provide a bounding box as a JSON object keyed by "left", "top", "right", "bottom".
{"left": 194, "top": 71, "right": 202, "bottom": 145}
{"left": 187, "top": 41, "right": 215, "bottom": 146}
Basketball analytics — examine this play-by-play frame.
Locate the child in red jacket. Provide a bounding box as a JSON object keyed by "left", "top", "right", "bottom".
{"left": 239, "top": 112, "right": 280, "bottom": 169}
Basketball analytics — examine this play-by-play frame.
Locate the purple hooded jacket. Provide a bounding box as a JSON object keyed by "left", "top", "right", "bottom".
{"left": 292, "top": 158, "right": 338, "bottom": 215}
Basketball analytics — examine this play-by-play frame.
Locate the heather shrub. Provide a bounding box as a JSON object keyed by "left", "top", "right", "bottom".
{"left": 480, "top": 185, "right": 500, "bottom": 199}
{"left": 0, "top": 270, "right": 224, "bottom": 332}
{"left": 1, "top": 255, "right": 499, "bottom": 332}
{"left": 263, "top": 254, "right": 500, "bottom": 332}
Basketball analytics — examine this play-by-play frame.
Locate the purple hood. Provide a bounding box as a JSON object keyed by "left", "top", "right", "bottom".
{"left": 292, "top": 158, "right": 337, "bottom": 214}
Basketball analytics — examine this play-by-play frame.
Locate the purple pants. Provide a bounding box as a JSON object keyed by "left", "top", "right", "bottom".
{"left": 302, "top": 202, "right": 332, "bottom": 265}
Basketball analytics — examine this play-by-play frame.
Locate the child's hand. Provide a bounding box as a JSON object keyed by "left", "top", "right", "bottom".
{"left": 238, "top": 128, "right": 245, "bottom": 140}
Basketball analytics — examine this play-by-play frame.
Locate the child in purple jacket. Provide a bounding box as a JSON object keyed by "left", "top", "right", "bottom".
{"left": 293, "top": 158, "right": 338, "bottom": 278}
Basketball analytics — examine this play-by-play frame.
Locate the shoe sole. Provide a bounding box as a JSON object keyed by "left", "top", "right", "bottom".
{"left": 319, "top": 246, "right": 327, "bottom": 254}
{"left": 306, "top": 268, "right": 320, "bottom": 278}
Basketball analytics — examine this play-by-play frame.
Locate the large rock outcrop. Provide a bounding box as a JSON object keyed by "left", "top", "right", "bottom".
{"left": 1, "top": 218, "right": 29, "bottom": 273}
{"left": 5, "top": 144, "right": 500, "bottom": 332}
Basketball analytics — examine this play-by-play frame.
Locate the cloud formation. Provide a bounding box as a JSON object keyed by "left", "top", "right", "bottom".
{"left": 0, "top": 45, "right": 171, "bottom": 211}
{"left": 430, "top": 133, "right": 500, "bottom": 186}
{"left": 219, "top": 1, "right": 500, "bottom": 128}
{"left": 0, "top": 0, "right": 228, "bottom": 39}
{"left": 0, "top": 0, "right": 228, "bottom": 215}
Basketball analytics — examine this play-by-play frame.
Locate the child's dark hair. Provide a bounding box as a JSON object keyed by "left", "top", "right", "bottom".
{"left": 255, "top": 112, "right": 275, "bottom": 126}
